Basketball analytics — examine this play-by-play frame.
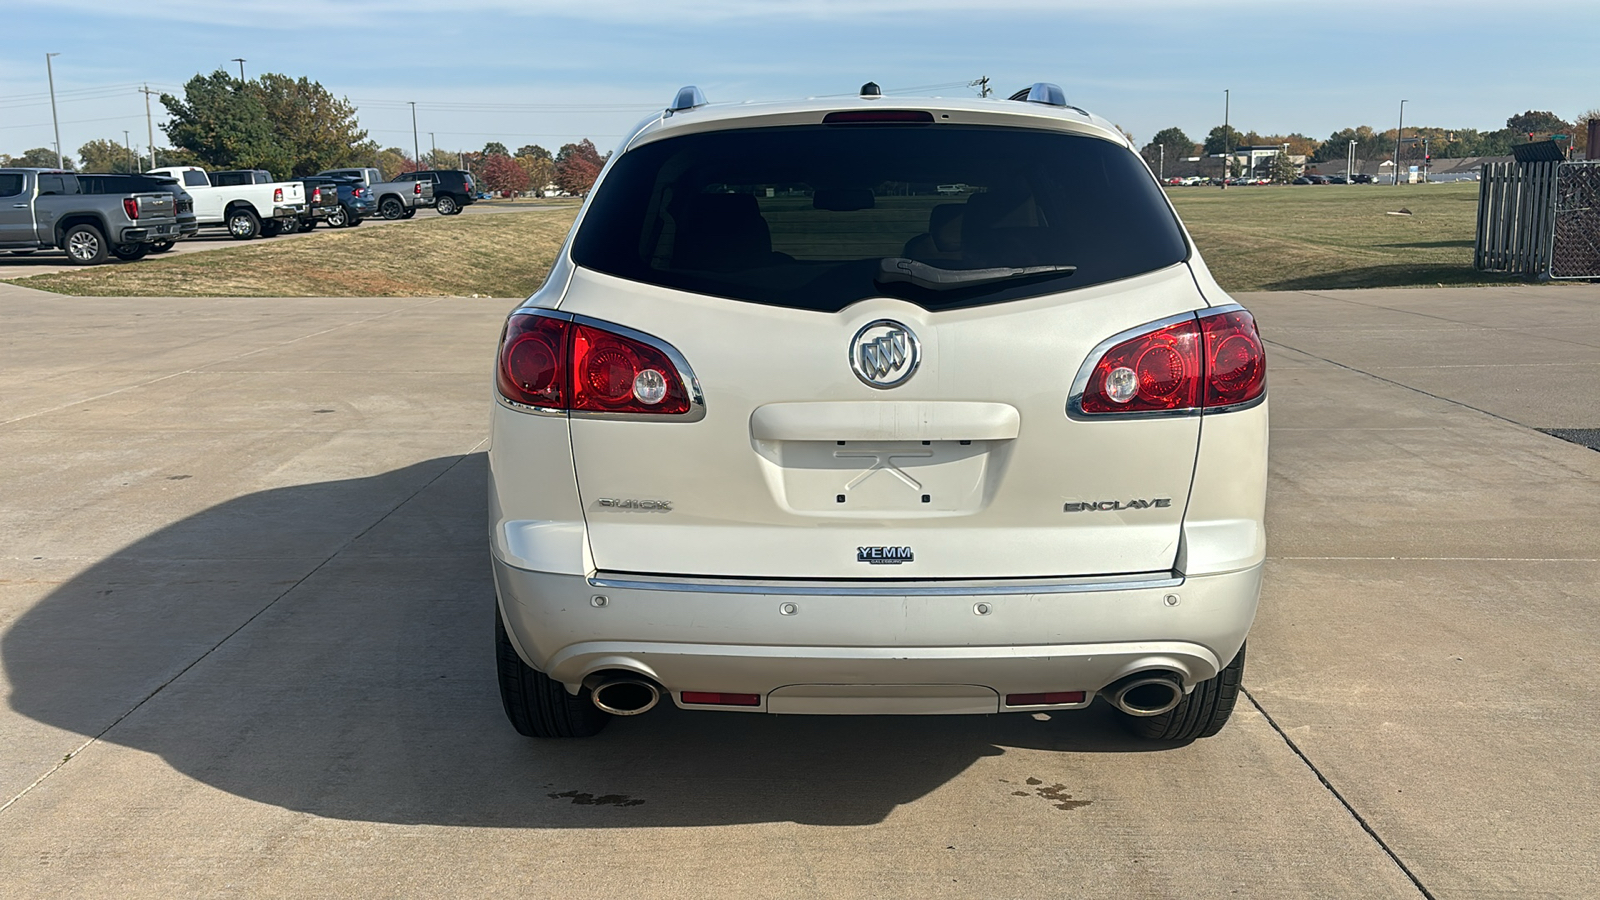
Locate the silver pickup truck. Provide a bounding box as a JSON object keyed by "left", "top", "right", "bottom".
{"left": 315, "top": 167, "right": 434, "bottom": 220}
{"left": 1, "top": 168, "right": 179, "bottom": 265}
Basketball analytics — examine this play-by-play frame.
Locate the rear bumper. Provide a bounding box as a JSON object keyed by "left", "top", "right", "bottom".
{"left": 114, "top": 220, "right": 181, "bottom": 243}
{"left": 492, "top": 558, "right": 1261, "bottom": 714}
{"left": 271, "top": 204, "right": 307, "bottom": 219}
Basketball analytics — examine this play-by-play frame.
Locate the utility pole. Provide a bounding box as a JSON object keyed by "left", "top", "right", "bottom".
{"left": 1393, "top": 99, "right": 1406, "bottom": 186}
{"left": 125, "top": 130, "right": 133, "bottom": 172}
{"left": 45, "top": 53, "right": 63, "bottom": 169}
{"left": 409, "top": 101, "right": 420, "bottom": 167}
{"left": 1422, "top": 136, "right": 1430, "bottom": 182}
{"left": 1348, "top": 139, "right": 1356, "bottom": 183}
{"left": 430, "top": 132, "right": 437, "bottom": 168}
{"left": 1159, "top": 143, "right": 1165, "bottom": 182}
{"left": 139, "top": 85, "right": 158, "bottom": 170}
{"left": 232, "top": 58, "right": 246, "bottom": 82}
{"left": 969, "top": 76, "right": 991, "bottom": 98}
{"left": 1222, "top": 88, "right": 1230, "bottom": 183}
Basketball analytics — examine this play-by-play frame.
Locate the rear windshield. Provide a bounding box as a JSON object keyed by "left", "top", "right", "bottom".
{"left": 571, "top": 125, "right": 1188, "bottom": 312}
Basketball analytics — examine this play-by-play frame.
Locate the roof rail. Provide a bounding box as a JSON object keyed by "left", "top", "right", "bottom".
{"left": 666, "top": 85, "right": 707, "bottom": 115}
{"left": 1010, "top": 82, "right": 1067, "bottom": 108}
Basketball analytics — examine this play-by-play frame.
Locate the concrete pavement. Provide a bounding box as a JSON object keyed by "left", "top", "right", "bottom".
{"left": 1, "top": 282, "right": 1596, "bottom": 897}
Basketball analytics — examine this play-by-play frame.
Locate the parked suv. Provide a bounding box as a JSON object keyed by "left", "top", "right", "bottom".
{"left": 395, "top": 169, "right": 476, "bottom": 215}
{"left": 490, "top": 84, "right": 1267, "bottom": 742}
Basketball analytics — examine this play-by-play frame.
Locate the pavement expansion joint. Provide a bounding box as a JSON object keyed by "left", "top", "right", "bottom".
{"left": 1243, "top": 688, "right": 1436, "bottom": 900}
{"left": 0, "top": 441, "right": 485, "bottom": 819}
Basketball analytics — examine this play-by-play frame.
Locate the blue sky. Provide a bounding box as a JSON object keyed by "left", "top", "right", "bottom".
{"left": 3, "top": 0, "right": 1597, "bottom": 164}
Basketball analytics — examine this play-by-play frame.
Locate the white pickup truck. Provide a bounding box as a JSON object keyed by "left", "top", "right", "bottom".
{"left": 315, "top": 167, "right": 434, "bottom": 220}
{"left": 146, "top": 166, "right": 308, "bottom": 240}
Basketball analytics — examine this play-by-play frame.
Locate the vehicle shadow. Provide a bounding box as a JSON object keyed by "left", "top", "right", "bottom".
{"left": 3, "top": 454, "right": 1180, "bottom": 828}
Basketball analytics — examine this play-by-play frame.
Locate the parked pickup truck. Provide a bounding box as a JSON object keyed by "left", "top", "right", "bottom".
{"left": 79, "top": 173, "right": 201, "bottom": 251}
{"left": 0, "top": 168, "right": 179, "bottom": 264}
{"left": 147, "top": 166, "right": 307, "bottom": 240}
{"left": 210, "top": 170, "right": 273, "bottom": 187}
{"left": 315, "top": 167, "right": 433, "bottom": 220}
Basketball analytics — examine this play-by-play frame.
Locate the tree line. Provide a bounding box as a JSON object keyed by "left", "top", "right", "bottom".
{"left": 1138, "top": 109, "right": 1597, "bottom": 172}
{"left": 0, "top": 69, "right": 611, "bottom": 195}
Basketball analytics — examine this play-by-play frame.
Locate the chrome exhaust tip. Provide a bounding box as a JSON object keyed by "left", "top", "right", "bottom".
{"left": 586, "top": 675, "right": 662, "bottom": 716}
{"left": 1102, "top": 672, "right": 1184, "bottom": 717}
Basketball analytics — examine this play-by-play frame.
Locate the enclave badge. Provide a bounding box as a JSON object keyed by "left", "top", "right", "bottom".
{"left": 1064, "top": 498, "right": 1171, "bottom": 512}
{"left": 858, "top": 546, "right": 914, "bottom": 564}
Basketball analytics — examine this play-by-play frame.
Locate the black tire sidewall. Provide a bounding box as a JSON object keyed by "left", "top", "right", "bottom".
{"left": 380, "top": 198, "right": 404, "bottom": 219}
{"left": 62, "top": 224, "right": 108, "bottom": 265}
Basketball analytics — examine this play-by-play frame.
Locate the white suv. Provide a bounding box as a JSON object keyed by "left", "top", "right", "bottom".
{"left": 490, "top": 83, "right": 1267, "bottom": 742}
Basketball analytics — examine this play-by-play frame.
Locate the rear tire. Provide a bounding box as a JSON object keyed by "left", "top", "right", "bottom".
{"left": 298, "top": 218, "right": 316, "bottom": 233}
{"left": 379, "top": 197, "right": 405, "bottom": 220}
{"left": 1121, "top": 643, "right": 1246, "bottom": 742}
{"left": 111, "top": 243, "right": 149, "bottom": 261}
{"left": 326, "top": 205, "right": 349, "bottom": 228}
{"left": 496, "top": 604, "right": 610, "bottom": 738}
{"left": 435, "top": 194, "right": 459, "bottom": 216}
{"left": 401, "top": 207, "right": 417, "bottom": 219}
{"left": 227, "top": 208, "right": 261, "bottom": 240}
{"left": 149, "top": 240, "right": 174, "bottom": 253}
{"left": 62, "top": 224, "right": 108, "bottom": 265}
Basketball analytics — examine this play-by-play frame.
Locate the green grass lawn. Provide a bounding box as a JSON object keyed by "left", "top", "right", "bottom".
{"left": 7, "top": 184, "right": 1496, "bottom": 297}
{"left": 1169, "top": 181, "right": 1491, "bottom": 291}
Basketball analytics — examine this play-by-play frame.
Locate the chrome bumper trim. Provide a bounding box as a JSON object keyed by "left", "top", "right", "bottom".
{"left": 586, "top": 571, "right": 1182, "bottom": 597}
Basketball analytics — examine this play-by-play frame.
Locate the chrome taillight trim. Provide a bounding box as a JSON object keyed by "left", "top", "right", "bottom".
{"left": 1065, "top": 303, "right": 1265, "bottom": 421}
{"left": 497, "top": 307, "right": 707, "bottom": 422}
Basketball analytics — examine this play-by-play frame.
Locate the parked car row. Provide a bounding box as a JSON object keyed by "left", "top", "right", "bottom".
{"left": 1, "top": 164, "right": 480, "bottom": 265}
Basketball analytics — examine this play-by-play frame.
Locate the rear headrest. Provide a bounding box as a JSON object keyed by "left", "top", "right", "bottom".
{"left": 928, "top": 204, "right": 963, "bottom": 253}
{"left": 671, "top": 192, "right": 773, "bottom": 271}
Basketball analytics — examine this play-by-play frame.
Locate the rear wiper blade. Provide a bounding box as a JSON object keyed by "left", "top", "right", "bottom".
{"left": 875, "top": 257, "right": 1076, "bottom": 291}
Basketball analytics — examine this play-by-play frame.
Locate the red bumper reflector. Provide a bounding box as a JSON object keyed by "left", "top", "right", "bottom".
{"left": 1006, "top": 691, "right": 1086, "bottom": 707}
{"left": 681, "top": 691, "right": 761, "bottom": 707}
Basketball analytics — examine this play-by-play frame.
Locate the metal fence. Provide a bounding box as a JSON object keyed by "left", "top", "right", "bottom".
{"left": 1551, "top": 163, "right": 1600, "bottom": 279}
{"left": 1475, "top": 160, "right": 1600, "bottom": 279}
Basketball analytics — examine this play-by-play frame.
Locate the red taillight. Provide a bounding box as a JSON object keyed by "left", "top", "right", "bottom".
{"left": 1076, "top": 308, "right": 1265, "bottom": 416}
{"left": 414, "top": 182, "right": 422, "bottom": 195}
{"left": 122, "top": 198, "right": 139, "bottom": 219}
{"left": 274, "top": 187, "right": 283, "bottom": 202}
{"left": 1006, "top": 691, "right": 1086, "bottom": 706}
{"left": 311, "top": 187, "right": 322, "bottom": 202}
{"left": 497, "top": 314, "right": 694, "bottom": 415}
{"left": 681, "top": 692, "right": 761, "bottom": 706}
{"left": 1200, "top": 310, "right": 1266, "bottom": 407}
{"left": 1079, "top": 318, "right": 1202, "bottom": 414}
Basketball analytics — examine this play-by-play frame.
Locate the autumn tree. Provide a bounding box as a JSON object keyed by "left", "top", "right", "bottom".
{"left": 515, "top": 144, "right": 554, "bottom": 193}
{"left": 480, "top": 153, "right": 530, "bottom": 194}
{"left": 78, "top": 138, "right": 139, "bottom": 173}
{"left": 553, "top": 139, "right": 607, "bottom": 196}
{"left": 374, "top": 147, "right": 415, "bottom": 180}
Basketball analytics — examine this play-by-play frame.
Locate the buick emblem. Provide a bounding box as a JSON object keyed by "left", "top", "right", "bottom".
{"left": 849, "top": 319, "right": 920, "bottom": 388}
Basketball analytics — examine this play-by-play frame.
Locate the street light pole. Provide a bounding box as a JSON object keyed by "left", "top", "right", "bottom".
{"left": 430, "top": 132, "right": 437, "bottom": 168}
{"left": 410, "top": 101, "right": 420, "bottom": 168}
{"left": 125, "top": 130, "right": 133, "bottom": 172}
{"left": 232, "top": 58, "right": 246, "bottom": 82}
{"left": 1394, "top": 99, "right": 1407, "bottom": 186}
{"left": 1223, "top": 88, "right": 1231, "bottom": 183}
{"left": 1348, "top": 139, "right": 1356, "bottom": 183}
{"left": 45, "top": 53, "right": 63, "bottom": 169}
